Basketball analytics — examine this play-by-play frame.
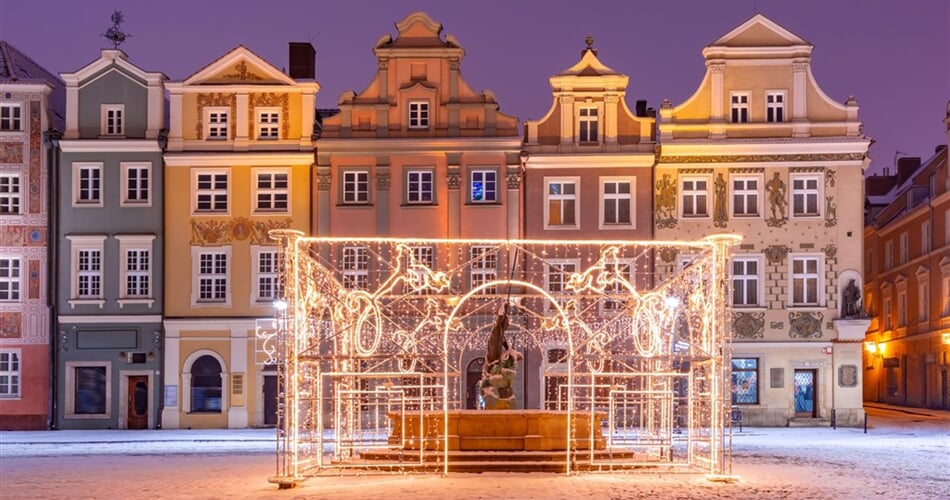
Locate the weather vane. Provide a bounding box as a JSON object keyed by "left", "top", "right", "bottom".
{"left": 102, "top": 10, "right": 131, "bottom": 49}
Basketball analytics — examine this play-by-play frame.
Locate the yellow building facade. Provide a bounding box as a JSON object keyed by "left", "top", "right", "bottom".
{"left": 162, "top": 46, "right": 319, "bottom": 428}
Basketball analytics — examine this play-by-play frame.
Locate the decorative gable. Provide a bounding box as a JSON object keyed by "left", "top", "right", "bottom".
{"left": 183, "top": 46, "right": 296, "bottom": 86}
{"left": 707, "top": 14, "right": 811, "bottom": 50}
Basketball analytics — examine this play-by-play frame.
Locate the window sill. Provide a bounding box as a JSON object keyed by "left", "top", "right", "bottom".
{"left": 118, "top": 299, "right": 155, "bottom": 308}
{"left": 251, "top": 210, "right": 290, "bottom": 216}
{"left": 68, "top": 299, "right": 105, "bottom": 309}
{"left": 120, "top": 202, "right": 152, "bottom": 208}
{"left": 785, "top": 305, "right": 826, "bottom": 311}
{"left": 400, "top": 203, "right": 439, "bottom": 208}
{"left": 72, "top": 203, "right": 104, "bottom": 208}
{"left": 336, "top": 203, "right": 373, "bottom": 208}
{"left": 733, "top": 307, "right": 767, "bottom": 312}
{"left": 465, "top": 202, "right": 501, "bottom": 206}
{"left": 598, "top": 224, "right": 635, "bottom": 230}
{"left": 99, "top": 134, "right": 126, "bottom": 139}
{"left": 542, "top": 225, "right": 580, "bottom": 231}
{"left": 192, "top": 211, "right": 230, "bottom": 216}
{"left": 193, "top": 300, "right": 231, "bottom": 308}
{"left": 64, "top": 413, "right": 111, "bottom": 420}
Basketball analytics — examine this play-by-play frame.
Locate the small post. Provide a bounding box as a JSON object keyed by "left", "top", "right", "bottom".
{"left": 864, "top": 412, "right": 868, "bottom": 434}
{"left": 831, "top": 408, "right": 836, "bottom": 430}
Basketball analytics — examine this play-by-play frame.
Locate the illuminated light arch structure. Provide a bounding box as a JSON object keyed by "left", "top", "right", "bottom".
{"left": 257, "top": 232, "right": 741, "bottom": 486}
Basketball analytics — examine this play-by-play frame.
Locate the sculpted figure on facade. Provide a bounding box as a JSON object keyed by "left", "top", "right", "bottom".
{"left": 840, "top": 279, "right": 862, "bottom": 319}
{"left": 655, "top": 173, "right": 677, "bottom": 228}
{"left": 765, "top": 172, "right": 787, "bottom": 227}
{"left": 714, "top": 173, "right": 727, "bottom": 227}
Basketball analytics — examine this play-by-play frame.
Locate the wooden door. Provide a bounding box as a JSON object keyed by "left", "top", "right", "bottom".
{"left": 263, "top": 375, "right": 278, "bottom": 426}
{"left": 127, "top": 376, "right": 149, "bottom": 429}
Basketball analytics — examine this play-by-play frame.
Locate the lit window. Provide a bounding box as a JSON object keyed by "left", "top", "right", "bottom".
{"left": 0, "top": 258, "right": 21, "bottom": 301}
{"left": 470, "top": 246, "right": 497, "bottom": 293}
{"left": 681, "top": 177, "right": 709, "bottom": 218}
{"left": 579, "top": 107, "right": 598, "bottom": 143}
{"left": 730, "top": 92, "right": 749, "bottom": 123}
{"left": 899, "top": 232, "right": 909, "bottom": 264}
{"left": 257, "top": 109, "right": 279, "bottom": 140}
{"left": 198, "top": 252, "right": 228, "bottom": 302}
{"left": 471, "top": 170, "right": 497, "bottom": 203}
{"left": 342, "top": 246, "right": 368, "bottom": 289}
{"left": 255, "top": 171, "right": 289, "bottom": 212}
{"left": 732, "top": 257, "right": 761, "bottom": 307}
{"left": 0, "top": 104, "right": 22, "bottom": 131}
{"left": 731, "top": 358, "right": 758, "bottom": 404}
{"left": 0, "top": 173, "right": 20, "bottom": 214}
{"left": 407, "top": 170, "right": 434, "bottom": 204}
{"left": 195, "top": 171, "right": 229, "bottom": 213}
{"left": 731, "top": 176, "right": 760, "bottom": 217}
{"left": 545, "top": 178, "right": 578, "bottom": 228}
{"left": 601, "top": 179, "right": 632, "bottom": 227}
{"left": 205, "top": 108, "right": 229, "bottom": 140}
{"left": 791, "top": 175, "right": 821, "bottom": 217}
{"left": 101, "top": 104, "right": 124, "bottom": 135}
{"left": 766, "top": 92, "right": 785, "bottom": 123}
{"left": 897, "top": 290, "right": 907, "bottom": 327}
{"left": 121, "top": 163, "right": 150, "bottom": 206}
{"left": 408, "top": 102, "right": 429, "bottom": 129}
{"left": 918, "top": 281, "right": 930, "bottom": 323}
{"left": 790, "top": 255, "right": 821, "bottom": 306}
{"left": 342, "top": 171, "right": 369, "bottom": 204}
{"left": 0, "top": 350, "right": 21, "bottom": 398}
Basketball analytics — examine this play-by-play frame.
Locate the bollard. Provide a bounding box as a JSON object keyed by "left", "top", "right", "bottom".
{"left": 831, "top": 408, "right": 836, "bottom": 430}
{"left": 864, "top": 412, "right": 868, "bottom": 434}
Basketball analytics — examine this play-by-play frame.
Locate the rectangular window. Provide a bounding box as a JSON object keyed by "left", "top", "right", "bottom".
{"left": 257, "top": 109, "right": 280, "bottom": 140}
{"left": 546, "top": 260, "right": 578, "bottom": 310}
{"left": 407, "top": 170, "right": 434, "bottom": 204}
{"left": 730, "top": 92, "right": 749, "bottom": 123}
{"left": 681, "top": 177, "right": 709, "bottom": 217}
{"left": 342, "top": 171, "right": 369, "bottom": 204}
{"left": 0, "top": 174, "right": 21, "bottom": 215}
{"left": 897, "top": 291, "right": 907, "bottom": 327}
{"left": 578, "top": 107, "right": 598, "bottom": 143}
{"left": 0, "top": 104, "right": 22, "bottom": 131}
{"left": 101, "top": 104, "right": 124, "bottom": 136}
{"left": 206, "top": 108, "right": 229, "bottom": 140}
{"left": 884, "top": 241, "right": 894, "bottom": 269}
{"left": 919, "top": 282, "right": 930, "bottom": 322}
{"left": 256, "top": 249, "right": 281, "bottom": 301}
{"left": 731, "top": 176, "right": 760, "bottom": 217}
{"left": 255, "top": 171, "right": 289, "bottom": 212}
{"left": 883, "top": 297, "right": 893, "bottom": 330}
{"left": 0, "top": 258, "right": 21, "bottom": 301}
{"left": 342, "top": 246, "right": 369, "bottom": 289}
{"left": 545, "top": 178, "right": 578, "bottom": 228}
{"left": 731, "top": 358, "right": 759, "bottom": 404}
{"left": 790, "top": 255, "right": 821, "bottom": 306}
{"left": 471, "top": 170, "right": 497, "bottom": 203}
{"left": 0, "top": 350, "right": 20, "bottom": 398}
{"left": 943, "top": 277, "right": 950, "bottom": 317}
{"left": 766, "top": 91, "right": 785, "bottom": 123}
{"left": 77, "top": 249, "right": 102, "bottom": 298}
{"left": 74, "top": 366, "right": 107, "bottom": 414}
{"left": 195, "top": 171, "right": 229, "bottom": 213}
{"left": 922, "top": 221, "right": 932, "bottom": 253}
{"left": 791, "top": 175, "right": 821, "bottom": 217}
{"left": 75, "top": 164, "right": 102, "bottom": 205}
{"left": 408, "top": 245, "right": 435, "bottom": 294}
{"left": 899, "top": 232, "right": 909, "bottom": 264}
{"left": 732, "top": 257, "right": 760, "bottom": 307}
{"left": 601, "top": 179, "right": 632, "bottom": 226}
{"left": 408, "top": 102, "right": 429, "bottom": 129}
{"left": 470, "top": 246, "right": 497, "bottom": 293}
{"left": 121, "top": 163, "right": 150, "bottom": 206}
{"left": 602, "top": 260, "right": 631, "bottom": 314}
{"left": 124, "top": 249, "right": 150, "bottom": 297}
{"left": 198, "top": 252, "right": 228, "bottom": 302}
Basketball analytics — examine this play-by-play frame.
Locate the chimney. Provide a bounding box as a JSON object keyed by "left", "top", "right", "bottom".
{"left": 288, "top": 42, "right": 315, "bottom": 80}
{"left": 635, "top": 100, "right": 647, "bottom": 117}
{"left": 896, "top": 156, "right": 921, "bottom": 183}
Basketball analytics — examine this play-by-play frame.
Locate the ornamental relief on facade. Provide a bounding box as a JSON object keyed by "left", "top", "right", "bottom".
{"left": 733, "top": 311, "right": 764, "bottom": 339}
{"left": 788, "top": 311, "right": 823, "bottom": 339}
{"left": 765, "top": 172, "right": 787, "bottom": 227}
{"left": 29, "top": 101, "right": 41, "bottom": 214}
{"left": 825, "top": 196, "right": 837, "bottom": 227}
{"left": 764, "top": 244, "right": 790, "bottom": 264}
{"left": 195, "top": 93, "right": 237, "bottom": 140}
{"left": 249, "top": 93, "right": 290, "bottom": 138}
{"left": 825, "top": 169, "right": 836, "bottom": 187}
{"left": 375, "top": 169, "right": 391, "bottom": 190}
{"left": 0, "top": 312, "right": 21, "bottom": 338}
{"left": 316, "top": 171, "right": 331, "bottom": 191}
{"left": 661, "top": 153, "right": 864, "bottom": 164}
{"left": 822, "top": 244, "right": 837, "bottom": 259}
{"left": 506, "top": 171, "right": 521, "bottom": 189}
{"left": 190, "top": 217, "right": 292, "bottom": 245}
{"left": 0, "top": 143, "right": 23, "bottom": 163}
{"left": 655, "top": 173, "right": 677, "bottom": 228}
{"left": 713, "top": 173, "right": 727, "bottom": 228}
{"left": 222, "top": 61, "right": 264, "bottom": 81}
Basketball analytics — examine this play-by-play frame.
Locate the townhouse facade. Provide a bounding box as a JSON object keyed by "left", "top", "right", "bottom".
{"left": 0, "top": 41, "right": 64, "bottom": 429}
{"left": 161, "top": 45, "right": 319, "bottom": 429}
{"left": 655, "top": 14, "right": 871, "bottom": 426}
{"left": 56, "top": 49, "right": 166, "bottom": 429}
{"left": 863, "top": 104, "right": 950, "bottom": 410}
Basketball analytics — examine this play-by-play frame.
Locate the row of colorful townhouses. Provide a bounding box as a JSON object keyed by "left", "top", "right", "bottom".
{"left": 6, "top": 10, "right": 912, "bottom": 431}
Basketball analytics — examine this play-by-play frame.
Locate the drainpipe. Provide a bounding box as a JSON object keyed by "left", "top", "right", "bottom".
{"left": 43, "top": 129, "right": 62, "bottom": 430}
{"left": 157, "top": 128, "right": 168, "bottom": 429}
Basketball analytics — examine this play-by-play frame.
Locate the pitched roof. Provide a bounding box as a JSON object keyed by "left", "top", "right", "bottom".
{"left": 0, "top": 40, "right": 66, "bottom": 131}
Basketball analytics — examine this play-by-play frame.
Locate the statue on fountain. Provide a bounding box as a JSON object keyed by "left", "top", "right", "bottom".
{"left": 479, "top": 302, "right": 522, "bottom": 409}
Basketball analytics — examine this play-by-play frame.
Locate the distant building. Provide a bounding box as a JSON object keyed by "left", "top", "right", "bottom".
{"left": 656, "top": 14, "right": 871, "bottom": 426}
{"left": 162, "top": 44, "right": 319, "bottom": 429}
{"left": 56, "top": 49, "right": 166, "bottom": 429}
{"left": 863, "top": 101, "right": 950, "bottom": 410}
{"left": 0, "top": 41, "right": 64, "bottom": 429}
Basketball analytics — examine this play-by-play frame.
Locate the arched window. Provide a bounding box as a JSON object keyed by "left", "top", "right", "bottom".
{"left": 191, "top": 355, "right": 222, "bottom": 413}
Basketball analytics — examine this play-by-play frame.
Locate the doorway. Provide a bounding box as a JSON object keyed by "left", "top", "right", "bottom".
{"left": 127, "top": 376, "right": 149, "bottom": 429}
{"left": 793, "top": 369, "right": 817, "bottom": 417}
{"left": 465, "top": 357, "right": 485, "bottom": 409}
{"left": 263, "top": 375, "right": 278, "bottom": 426}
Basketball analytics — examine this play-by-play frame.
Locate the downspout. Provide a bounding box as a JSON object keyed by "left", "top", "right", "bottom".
{"left": 157, "top": 128, "right": 168, "bottom": 429}
{"left": 43, "top": 129, "right": 62, "bottom": 430}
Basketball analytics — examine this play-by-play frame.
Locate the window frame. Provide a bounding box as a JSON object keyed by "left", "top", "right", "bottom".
{"left": 600, "top": 258, "right": 632, "bottom": 316}
{"left": 192, "top": 169, "right": 230, "bottom": 215}
{"left": 65, "top": 361, "right": 111, "bottom": 419}
{"left": 680, "top": 174, "right": 711, "bottom": 219}
{"left": 100, "top": 104, "right": 125, "bottom": 136}
{"left": 204, "top": 107, "right": 230, "bottom": 141}
{"left": 788, "top": 253, "right": 824, "bottom": 307}
{"left": 120, "top": 162, "right": 151, "bottom": 207}
{"left": 543, "top": 177, "right": 580, "bottom": 230}
{"left": 66, "top": 235, "right": 106, "bottom": 307}
{"left": 922, "top": 220, "right": 932, "bottom": 253}
{"left": 917, "top": 272, "right": 930, "bottom": 323}
{"left": 731, "top": 357, "right": 759, "bottom": 405}
{"left": 252, "top": 169, "right": 289, "bottom": 213}
{"left": 252, "top": 246, "right": 282, "bottom": 303}
{"left": 884, "top": 240, "right": 894, "bottom": 270}
{"left": 0, "top": 103, "right": 22, "bottom": 131}
{"left": 341, "top": 246, "right": 369, "bottom": 290}
{"left": 470, "top": 246, "right": 498, "bottom": 293}
{"left": 408, "top": 245, "right": 435, "bottom": 294}
{"left": 72, "top": 162, "right": 103, "bottom": 207}
{"left": 256, "top": 107, "right": 280, "bottom": 140}
{"left": 189, "top": 354, "right": 224, "bottom": 414}
{"left": 408, "top": 101, "right": 430, "bottom": 129}
{"left": 406, "top": 169, "right": 435, "bottom": 205}
{"left": 544, "top": 259, "right": 580, "bottom": 313}
{"left": 732, "top": 255, "right": 764, "bottom": 308}
{"left": 0, "top": 256, "right": 21, "bottom": 302}
{"left": 0, "top": 349, "right": 21, "bottom": 399}
{"left": 730, "top": 92, "right": 750, "bottom": 123}
{"left": 578, "top": 106, "right": 599, "bottom": 144}
{"left": 730, "top": 174, "right": 762, "bottom": 218}
{"left": 599, "top": 176, "right": 635, "bottom": 229}
{"left": 191, "top": 246, "right": 231, "bottom": 307}
{"left": 0, "top": 172, "right": 22, "bottom": 215}
{"left": 765, "top": 90, "right": 786, "bottom": 123}
{"left": 470, "top": 169, "right": 498, "bottom": 204}
{"left": 116, "top": 234, "right": 155, "bottom": 306}
{"left": 790, "top": 173, "right": 822, "bottom": 218}
{"left": 899, "top": 232, "right": 909, "bottom": 264}
{"left": 341, "top": 170, "right": 370, "bottom": 205}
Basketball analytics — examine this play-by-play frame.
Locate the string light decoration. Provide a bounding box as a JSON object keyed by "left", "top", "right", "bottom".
{"left": 257, "top": 231, "right": 741, "bottom": 486}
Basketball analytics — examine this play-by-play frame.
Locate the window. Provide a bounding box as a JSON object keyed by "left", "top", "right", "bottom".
{"left": 922, "top": 221, "right": 932, "bottom": 253}
{"left": 121, "top": 163, "right": 150, "bottom": 206}
{"left": 681, "top": 176, "right": 709, "bottom": 218}
{"left": 471, "top": 170, "right": 497, "bottom": 203}
{"left": 254, "top": 248, "right": 282, "bottom": 301}
{"left": 407, "top": 170, "right": 434, "bottom": 204}
{"left": 546, "top": 260, "right": 579, "bottom": 311}
{"left": 601, "top": 260, "right": 631, "bottom": 314}
{"left": 731, "top": 176, "right": 760, "bottom": 217}
{"left": 408, "top": 101, "right": 429, "bottom": 129}
{"left": 0, "top": 350, "right": 20, "bottom": 398}
{"left": 918, "top": 280, "right": 930, "bottom": 323}
{"left": 0, "top": 174, "right": 21, "bottom": 214}
{"left": 791, "top": 175, "right": 821, "bottom": 217}
{"left": 897, "top": 291, "right": 907, "bottom": 327}
{"left": 73, "top": 163, "right": 103, "bottom": 206}
{"left": 67, "top": 235, "right": 106, "bottom": 304}
{"left": 0, "top": 257, "right": 20, "bottom": 301}
{"left": 730, "top": 92, "right": 749, "bottom": 123}
{"left": 884, "top": 241, "right": 894, "bottom": 270}
{"left": 766, "top": 91, "right": 785, "bottom": 123}
{"left": 408, "top": 245, "right": 434, "bottom": 294}
{"left": 254, "top": 171, "right": 288, "bottom": 212}
{"left": 116, "top": 235, "right": 154, "bottom": 302}
{"left": 470, "top": 246, "right": 497, "bottom": 293}
{"left": 342, "top": 246, "right": 368, "bottom": 289}
{"left": 197, "top": 251, "right": 228, "bottom": 302}
{"left": 943, "top": 276, "right": 950, "bottom": 317}
{"left": 883, "top": 297, "right": 893, "bottom": 330}
{"left": 74, "top": 365, "right": 107, "bottom": 414}
{"left": 578, "top": 107, "right": 598, "bottom": 143}
{"left": 600, "top": 178, "right": 633, "bottom": 228}
{"left": 732, "top": 257, "right": 761, "bottom": 307}
{"left": 205, "top": 108, "right": 229, "bottom": 140}
{"left": 191, "top": 355, "right": 223, "bottom": 413}
{"left": 544, "top": 178, "right": 578, "bottom": 228}
{"left": 731, "top": 358, "right": 758, "bottom": 404}
{"left": 194, "top": 171, "right": 229, "bottom": 213}
{"left": 0, "top": 104, "right": 22, "bottom": 131}
{"left": 790, "top": 255, "right": 821, "bottom": 306}
{"left": 899, "top": 232, "right": 909, "bottom": 264}
{"left": 342, "top": 171, "right": 369, "bottom": 204}
{"left": 101, "top": 104, "right": 124, "bottom": 136}
{"left": 257, "top": 108, "right": 280, "bottom": 140}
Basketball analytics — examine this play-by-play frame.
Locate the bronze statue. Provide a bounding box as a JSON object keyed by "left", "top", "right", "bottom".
{"left": 480, "top": 302, "right": 522, "bottom": 409}
{"left": 841, "top": 279, "right": 862, "bottom": 319}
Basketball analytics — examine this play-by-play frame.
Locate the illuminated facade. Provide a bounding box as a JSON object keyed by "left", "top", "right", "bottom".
{"left": 0, "top": 42, "right": 63, "bottom": 429}
{"left": 863, "top": 103, "right": 950, "bottom": 409}
{"left": 161, "top": 45, "right": 319, "bottom": 428}
{"left": 656, "top": 14, "right": 871, "bottom": 426}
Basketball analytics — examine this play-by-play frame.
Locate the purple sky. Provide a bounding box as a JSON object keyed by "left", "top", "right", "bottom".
{"left": 2, "top": 0, "right": 947, "bottom": 174}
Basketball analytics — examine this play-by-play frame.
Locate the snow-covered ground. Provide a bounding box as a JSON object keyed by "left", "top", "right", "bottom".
{"left": 1, "top": 404, "right": 948, "bottom": 499}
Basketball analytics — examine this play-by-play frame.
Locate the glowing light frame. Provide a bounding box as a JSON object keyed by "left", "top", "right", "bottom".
{"left": 258, "top": 231, "right": 741, "bottom": 486}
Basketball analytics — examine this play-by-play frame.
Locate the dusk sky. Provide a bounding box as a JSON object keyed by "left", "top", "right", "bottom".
{"left": 2, "top": 0, "right": 947, "bottom": 175}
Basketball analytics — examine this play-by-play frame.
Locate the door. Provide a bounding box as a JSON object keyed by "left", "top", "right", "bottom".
{"left": 127, "top": 376, "right": 149, "bottom": 429}
{"left": 793, "top": 369, "right": 816, "bottom": 417}
{"left": 465, "top": 358, "right": 485, "bottom": 409}
{"left": 263, "top": 375, "right": 278, "bottom": 426}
